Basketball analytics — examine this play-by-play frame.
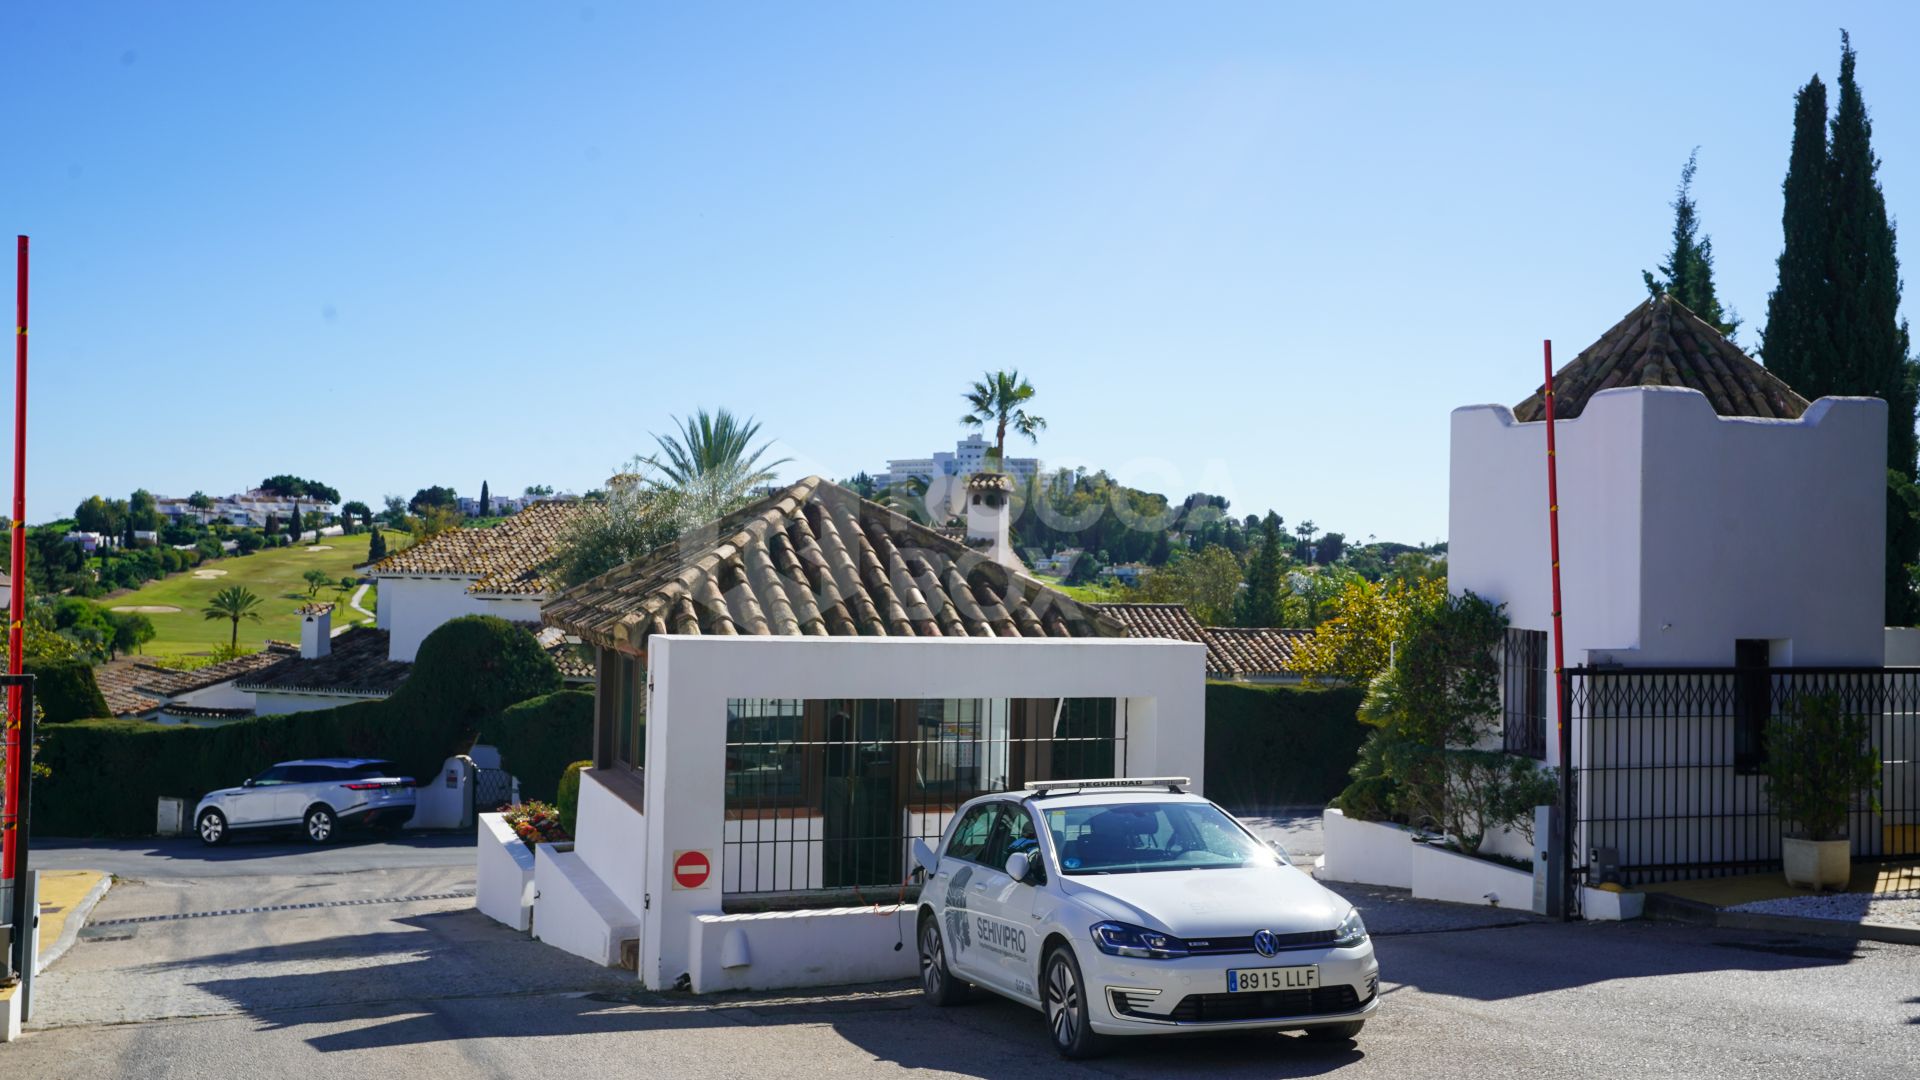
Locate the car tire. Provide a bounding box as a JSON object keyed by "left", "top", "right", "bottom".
{"left": 303, "top": 805, "right": 338, "bottom": 845}
{"left": 917, "top": 913, "right": 971, "bottom": 1005}
{"left": 1042, "top": 945, "right": 1109, "bottom": 1060}
{"left": 197, "top": 808, "right": 230, "bottom": 846}
{"left": 1301, "top": 1020, "right": 1365, "bottom": 1042}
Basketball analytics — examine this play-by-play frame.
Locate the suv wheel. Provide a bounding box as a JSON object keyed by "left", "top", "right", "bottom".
{"left": 1043, "top": 945, "right": 1108, "bottom": 1060}
{"left": 918, "top": 913, "right": 970, "bottom": 1005}
{"left": 197, "top": 808, "right": 230, "bottom": 846}
{"left": 304, "top": 805, "right": 338, "bottom": 845}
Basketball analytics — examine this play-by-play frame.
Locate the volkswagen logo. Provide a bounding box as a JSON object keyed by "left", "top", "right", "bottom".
{"left": 1252, "top": 929, "right": 1279, "bottom": 957}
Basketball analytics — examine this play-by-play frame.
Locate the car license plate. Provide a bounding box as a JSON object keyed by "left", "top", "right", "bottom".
{"left": 1226, "top": 966, "right": 1319, "bottom": 993}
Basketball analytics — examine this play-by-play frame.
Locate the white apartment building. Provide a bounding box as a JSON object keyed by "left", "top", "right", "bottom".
{"left": 876, "top": 434, "right": 1041, "bottom": 520}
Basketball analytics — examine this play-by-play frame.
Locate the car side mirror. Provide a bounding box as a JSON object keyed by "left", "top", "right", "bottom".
{"left": 911, "top": 838, "right": 938, "bottom": 872}
{"left": 1005, "top": 851, "right": 1031, "bottom": 883}
{"left": 241, "top": 779, "right": 255, "bottom": 788}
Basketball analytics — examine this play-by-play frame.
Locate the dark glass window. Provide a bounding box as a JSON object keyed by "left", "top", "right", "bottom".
{"left": 614, "top": 655, "right": 645, "bottom": 770}
{"left": 1734, "top": 639, "right": 1771, "bottom": 774}
{"left": 944, "top": 803, "right": 1000, "bottom": 865}
{"left": 725, "top": 699, "right": 807, "bottom": 805}
{"left": 1502, "top": 629, "right": 1549, "bottom": 759}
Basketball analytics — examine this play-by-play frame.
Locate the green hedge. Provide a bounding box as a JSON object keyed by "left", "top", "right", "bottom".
{"left": 32, "top": 615, "right": 562, "bottom": 836}
{"left": 479, "top": 690, "right": 593, "bottom": 803}
{"left": 1203, "top": 682, "right": 1368, "bottom": 809}
{"left": 25, "top": 659, "right": 110, "bottom": 724}
{"left": 556, "top": 759, "right": 591, "bottom": 835}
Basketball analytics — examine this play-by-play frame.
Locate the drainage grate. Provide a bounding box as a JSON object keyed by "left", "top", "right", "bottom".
{"left": 89, "top": 891, "right": 475, "bottom": 927}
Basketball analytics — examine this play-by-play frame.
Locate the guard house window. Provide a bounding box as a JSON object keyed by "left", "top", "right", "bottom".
{"left": 613, "top": 655, "right": 645, "bottom": 770}
{"left": 1501, "top": 629, "right": 1549, "bottom": 760}
{"left": 1733, "top": 639, "right": 1771, "bottom": 774}
{"left": 724, "top": 699, "right": 808, "bottom": 806}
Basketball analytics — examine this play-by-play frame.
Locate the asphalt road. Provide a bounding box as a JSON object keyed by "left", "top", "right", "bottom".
{"left": 5, "top": 839, "right": 1916, "bottom": 1079}
{"left": 29, "top": 832, "right": 479, "bottom": 878}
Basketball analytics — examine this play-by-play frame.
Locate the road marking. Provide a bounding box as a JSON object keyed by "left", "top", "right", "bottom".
{"left": 88, "top": 891, "right": 474, "bottom": 926}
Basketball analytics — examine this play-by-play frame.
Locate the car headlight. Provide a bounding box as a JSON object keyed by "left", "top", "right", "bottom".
{"left": 1333, "top": 908, "right": 1368, "bottom": 948}
{"left": 1090, "top": 921, "right": 1189, "bottom": 960}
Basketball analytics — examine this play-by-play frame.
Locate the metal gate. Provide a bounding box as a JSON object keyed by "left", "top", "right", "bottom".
{"left": 472, "top": 768, "right": 518, "bottom": 816}
{"left": 1563, "top": 666, "right": 1920, "bottom": 890}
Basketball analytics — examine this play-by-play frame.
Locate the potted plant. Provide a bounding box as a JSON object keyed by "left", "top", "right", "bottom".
{"left": 1761, "top": 693, "right": 1880, "bottom": 890}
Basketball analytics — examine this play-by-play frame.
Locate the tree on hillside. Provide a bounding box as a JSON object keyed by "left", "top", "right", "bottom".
{"left": 341, "top": 500, "right": 372, "bottom": 529}
{"left": 1294, "top": 519, "right": 1318, "bottom": 561}
{"left": 552, "top": 464, "right": 681, "bottom": 589}
{"left": 1762, "top": 33, "right": 1918, "bottom": 623}
{"left": 646, "top": 409, "right": 791, "bottom": 523}
{"left": 524, "top": 484, "right": 554, "bottom": 498}
{"left": 263, "top": 512, "right": 280, "bottom": 541}
{"left": 1234, "top": 513, "right": 1288, "bottom": 627}
{"left": 73, "top": 495, "right": 115, "bottom": 535}
{"left": 368, "top": 526, "right": 389, "bottom": 563}
{"left": 202, "top": 586, "right": 264, "bottom": 651}
{"left": 409, "top": 485, "right": 459, "bottom": 514}
{"left": 479, "top": 480, "right": 491, "bottom": 518}
{"left": 1133, "top": 545, "right": 1242, "bottom": 625}
{"left": 1643, "top": 149, "right": 1740, "bottom": 338}
{"left": 129, "top": 488, "right": 162, "bottom": 531}
{"left": 187, "top": 490, "right": 213, "bottom": 510}
{"left": 109, "top": 611, "right": 155, "bottom": 659}
{"left": 410, "top": 504, "right": 461, "bottom": 540}
{"left": 303, "top": 568, "right": 333, "bottom": 599}
{"left": 961, "top": 370, "right": 1046, "bottom": 471}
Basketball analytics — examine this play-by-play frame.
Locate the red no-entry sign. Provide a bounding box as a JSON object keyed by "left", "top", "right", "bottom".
{"left": 672, "top": 849, "right": 712, "bottom": 890}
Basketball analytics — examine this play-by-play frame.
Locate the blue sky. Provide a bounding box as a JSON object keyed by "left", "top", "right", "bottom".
{"left": 5, "top": 3, "right": 1918, "bottom": 542}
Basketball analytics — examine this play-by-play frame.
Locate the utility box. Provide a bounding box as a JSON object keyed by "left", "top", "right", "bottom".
{"left": 156, "top": 796, "right": 186, "bottom": 837}
{"left": 1532, "top": 804, "right": 1564, "bottom": 917}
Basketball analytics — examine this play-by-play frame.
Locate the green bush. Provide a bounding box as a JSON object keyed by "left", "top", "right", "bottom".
{"left": 480, "top": 690, "right": 593, "bottom": 803}
{"left": 1203, "top": 682, "right": 1368, "bottom": 809}
{"left": 24, "top": 659, "right": 111, "bottom": 724}
{"left": 556, "top": 759, "right": 590, "bottom": 835}
{"left": 32, "top": 615, "right": 562, "bottom": 836}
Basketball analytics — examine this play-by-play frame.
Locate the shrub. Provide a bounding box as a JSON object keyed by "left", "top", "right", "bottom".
{"left": 25, "top": 659, "right": 111, "bottom": 723}
{"left": 31, "top": 615, "right": 563, "bottom": 836}
{"left": 479, "top": 690, "right": 592, "bottom": 803}
{"left": 1762, "top": 692, "right": 1881, "bottom": 842}
{"left": 1203, "top": 682, "right": 1368, "bottom": 809}
{"left": 556, "top": 759, "right": 591, "bottom": 834}
{"left": 501, "top": 801, "right": 570, "bottom": 848}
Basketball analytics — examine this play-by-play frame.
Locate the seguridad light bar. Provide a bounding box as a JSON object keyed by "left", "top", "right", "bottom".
{"left": 1023, "top": 777, "right": 1190, "bottom": 795}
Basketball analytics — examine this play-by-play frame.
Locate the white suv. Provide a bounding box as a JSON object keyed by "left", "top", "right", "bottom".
{"left": 195, "top": 758, "right": 418, "bottom": 845}
{"left": 913, "top": 778, "right": 1379, "bottom": 1059}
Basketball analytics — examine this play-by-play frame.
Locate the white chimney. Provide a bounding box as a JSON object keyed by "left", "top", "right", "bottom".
{"left": 965, "top": 472, "right": 1022, "bottom": 571}
{"left": 300, "top": 603, "right": 333, "bottom": 659}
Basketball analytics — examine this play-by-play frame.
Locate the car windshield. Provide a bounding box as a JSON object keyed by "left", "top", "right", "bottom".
{"left": 1044, "top": 801, "right": 1277, "bottom": 875}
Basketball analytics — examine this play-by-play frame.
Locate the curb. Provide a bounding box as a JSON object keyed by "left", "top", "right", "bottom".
{"left": 36, "top": 874, "right": 114, "bottom": 975}
{"left": 1643, "top": 891, "right": 1920, "bottom": 947}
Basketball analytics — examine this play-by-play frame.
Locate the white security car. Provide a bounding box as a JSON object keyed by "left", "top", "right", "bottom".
{"left": 912, "top": 777, "right": 1378, "bottom": 1059}
{"left": 195, "top": 758, "right": 417, "bottom": 846}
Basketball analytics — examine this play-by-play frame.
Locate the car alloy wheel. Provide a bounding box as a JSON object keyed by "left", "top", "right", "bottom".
{"left": 918, "top": 915, "right": 969, "bottom": 1005}
{"left": 197, "top": 809, "right": 228, "bottom": 846}
{"left": 1043, "top": 947, "right": 1107, "bottom": 1059}
{"left": 305, "top": 806, "right": 336, "bottom": 844}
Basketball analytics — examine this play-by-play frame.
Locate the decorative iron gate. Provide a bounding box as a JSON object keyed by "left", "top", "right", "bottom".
{"left": 472, "top": 768, "right": 518, "bottom": 816}
{"left": 1563, "top": 666, "right": 1920, "bottom": 889}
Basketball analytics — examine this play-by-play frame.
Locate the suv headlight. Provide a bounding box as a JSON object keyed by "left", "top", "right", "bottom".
{"left": 1090, "top": 921, "right": 1189, "bottom": 960}
{"left": 1333, "top": 908, "right": 1368, "bottom": 948}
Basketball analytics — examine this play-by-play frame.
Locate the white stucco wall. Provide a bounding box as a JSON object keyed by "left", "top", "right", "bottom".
{"left": 629, "top": 634, "right": 1206, "bottom": 991}
{"left": 376, "top": 576, "right": 547, "bottom": 661}
{"left": 171, "top": 678, "right": 256, "bottom": 713}
{"left": 249, "top": 691, "right": 376, "bottom": 716}
{"left": 1451, "top": 387, "right": 1888, "bottom": 765}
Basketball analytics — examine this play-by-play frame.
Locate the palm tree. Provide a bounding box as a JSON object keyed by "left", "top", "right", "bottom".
{"left": 202, "top": 586, "right": 264, "bottom": 650}
{"left": 961, "top": 370, "right": 1046, "bottom": 471}
{"left": 646, "top": 409, "right": 791, "bottom": 521}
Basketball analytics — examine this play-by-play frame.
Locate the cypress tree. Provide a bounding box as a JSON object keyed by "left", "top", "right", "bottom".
{"left": 1644, "top": 149, "right": 1740, "bottom": 338}
{"left": 479, "top": 480, "right": 491, "bottom": 518}
{"left": 1761, "top": 75, "right": 1835, "bottom": 396}
{"left": 1235, "top": 512, "right": 1286, "bottom": 627}
{"left": 368, "top": 527, "right": 388, "bottom": 563}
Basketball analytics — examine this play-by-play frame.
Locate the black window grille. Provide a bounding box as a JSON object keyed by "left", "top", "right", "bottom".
{"left": 1502, "top": 628, "right": 1549, "bottom": 759}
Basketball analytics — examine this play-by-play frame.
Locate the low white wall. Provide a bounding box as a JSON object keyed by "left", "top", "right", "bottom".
{"left": 688, "top": 906, "right": 918, "bottom": 993}
{"left": 1409, "top": 841, "right": 1534, "bottom": 909}
{"left": 1318, "top": 808, "right": 1414, "bottom": 889}
{"left": 533, "top": 842, "right": 641, "bottom": 968}
{"left": 475, "top": 813, "right": 535, "bottom": 931}
{"left": 575, "top": 770, "right": 649, "bottom": 924}
{"left": 250, "top": 691, "right": 371, "bottom": 716}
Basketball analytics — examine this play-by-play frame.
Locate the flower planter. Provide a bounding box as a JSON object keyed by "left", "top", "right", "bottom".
{"left": 1781, "top": 837, "right": 1850, "bottom": 891}
{"left": 1580, "top": 886, "right": 1645, "bottom": 921}
{"left": 1319, "top": 807, "right": 1415, "bottom": 889}
{"left": 1409, "top": 841, "right": 1534, "bottom": 909}
{"left": 476, "top": 812, "right": 537, "bottom": 932}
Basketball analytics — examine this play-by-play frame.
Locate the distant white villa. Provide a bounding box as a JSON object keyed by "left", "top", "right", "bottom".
{"left": 155, "top": 488, "right": 342, "bottom": 528}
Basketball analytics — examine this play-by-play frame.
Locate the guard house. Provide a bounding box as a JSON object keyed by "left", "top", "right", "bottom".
{"left": 1450, "top": 295, "right": 1909, "bottom": 879}
{"left": 535, "top": 476, "right": 1205, "bottom": 991}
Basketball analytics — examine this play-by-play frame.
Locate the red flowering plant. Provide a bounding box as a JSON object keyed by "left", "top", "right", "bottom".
{"left": 501, "top": 801, "right": 571, "bottom": 849}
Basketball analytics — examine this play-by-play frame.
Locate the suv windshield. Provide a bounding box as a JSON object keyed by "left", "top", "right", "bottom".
{"left": 1044, "top": 801, "right": 1275, "bottom": 875}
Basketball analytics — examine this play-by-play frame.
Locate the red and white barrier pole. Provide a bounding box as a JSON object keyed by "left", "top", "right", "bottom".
{"left": 3, "top": 235, "right": 26, "bottom": 882}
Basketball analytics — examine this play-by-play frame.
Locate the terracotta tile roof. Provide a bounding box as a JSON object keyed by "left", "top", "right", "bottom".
{"left": 367, "top": 500, "right": 593, "bottom": 595}
{"left": 121, "top": 648, "right": 297, "bottom": 698}
{"left": 1092, "top": 603, "right": 1229, "bottom": 677}
{"left": 1202, "top": 626, "right": 1313, "bottom": 678}
{"left": 1512, "top": 295, "right": 1810, "bottom": 422}
{"left": 94, "top": 664, "right": 162, "bottom": 718}
{"left": 235, "top": 627, "right": 414, "bottom": 698}
{"left": 525, "top": 623, "right": 595, "bottom": 681}
{"left": 543, "top": 477, "right": 1126, "bottom": 651}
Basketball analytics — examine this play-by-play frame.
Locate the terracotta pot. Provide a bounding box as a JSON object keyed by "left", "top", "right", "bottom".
{"left": 1781, "top": 836, "right": 1850, "bottom": 890}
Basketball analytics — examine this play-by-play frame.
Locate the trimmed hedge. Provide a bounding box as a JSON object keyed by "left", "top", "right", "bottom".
{"left": 480, "top": 690, "right": 593, "bottom": 803}
{"left": 32, "top": 615, "right": 562, "bottom": 837}
{"left": 25, "top": 659, "right": 110, "bottom": 724}
{"left": 556, "top": 759, "right": 590, "bottom": 835}
{"left": 1203, "top": 682, "right": 1368, "bottom": 809}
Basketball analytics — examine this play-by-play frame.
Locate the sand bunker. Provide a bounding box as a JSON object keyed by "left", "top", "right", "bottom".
{"left": 305, "top": 545, "right": 333, "bottom": 552}
{"left": 191, "top": 568, "right": 228, "bottom": 579}
{"left": 112, "top": 605, "right": 181, "bottom": 614}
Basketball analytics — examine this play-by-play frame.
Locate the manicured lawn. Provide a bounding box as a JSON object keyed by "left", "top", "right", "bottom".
{"left": 109, "top": 531, "right": 409, "bottom": 657}
{"left": 1031, "top": 574, "right": 1127, "bottom": 603}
